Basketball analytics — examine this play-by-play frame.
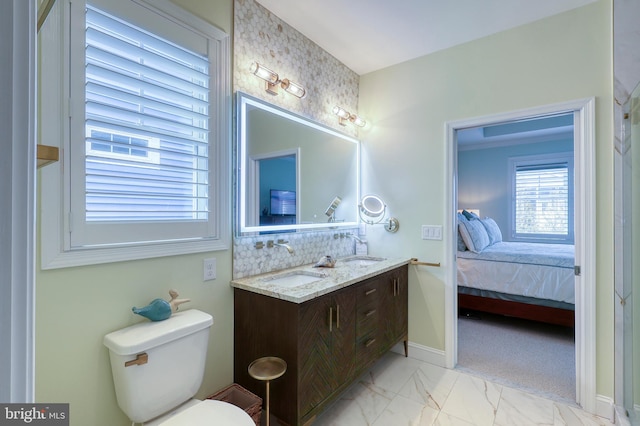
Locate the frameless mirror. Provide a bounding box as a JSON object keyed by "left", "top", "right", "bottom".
{"left": 236, "top": 92, "right": 360, "bottom": 235}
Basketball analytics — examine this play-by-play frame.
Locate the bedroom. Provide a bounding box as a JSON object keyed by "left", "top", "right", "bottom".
{"left": 455, "top": 113, "right": 577, "bottom": 400}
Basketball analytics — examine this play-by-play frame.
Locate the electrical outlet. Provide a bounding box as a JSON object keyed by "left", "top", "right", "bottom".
{"left": 421, "top": 225, "right": 443, "bottom": 240}
{"left": 203, "top": 258, "right": 216, "bottom": 281}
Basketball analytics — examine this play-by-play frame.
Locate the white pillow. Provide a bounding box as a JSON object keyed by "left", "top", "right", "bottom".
{"left": 458, "top": 219, "right": 490, "bottom": 253}
{"left": 480, "top": 217, "right": 502, "bottom": 245}
{"left": 457, "top": 213, "right": 468, "bottom": 251}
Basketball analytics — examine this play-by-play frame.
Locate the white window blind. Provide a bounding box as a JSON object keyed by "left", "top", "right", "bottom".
{"left": 84, "top": 5, "right": 209, "bottom": 222}
{"left": 515, "top": 163, "right": 568, "bottom": 234}
{"left": 510, "top": 153, "right": 574, "bottom": 243}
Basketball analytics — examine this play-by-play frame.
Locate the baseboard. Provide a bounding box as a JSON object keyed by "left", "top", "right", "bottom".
{"left": 391, "top": 341, "right": 447, "bottom": 368}
{"left": 596, "top": 394, "right": 614, "bottom": 422}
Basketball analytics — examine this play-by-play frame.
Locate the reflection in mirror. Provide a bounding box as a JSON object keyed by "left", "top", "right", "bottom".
{"left": 237, "top": 92, "right": 360, "bottom": 235}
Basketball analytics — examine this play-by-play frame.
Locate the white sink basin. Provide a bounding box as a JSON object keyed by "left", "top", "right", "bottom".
{"left": 341, "top": 256, "right": 386, "bottom": 266}
{"left": 263, "top": 270, "right": 327, "bottom": 288}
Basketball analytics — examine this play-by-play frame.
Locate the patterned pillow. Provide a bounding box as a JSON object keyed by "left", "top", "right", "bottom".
{"left": 480, "top": 217, "right": 502, "bottom": 245}
{"left": 458, "top": 218, "right": 490, "bottom": 253}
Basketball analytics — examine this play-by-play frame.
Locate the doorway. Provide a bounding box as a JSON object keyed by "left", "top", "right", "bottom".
{"left": 444, "top": 98, "right": 597, "bottom": 412}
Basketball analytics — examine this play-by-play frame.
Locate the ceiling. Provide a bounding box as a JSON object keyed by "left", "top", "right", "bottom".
{"left": 255, "top": 0, "right": 597, "bottom": 75}
{"left": 457, "top": 113, "right": 574, "bottom": 150}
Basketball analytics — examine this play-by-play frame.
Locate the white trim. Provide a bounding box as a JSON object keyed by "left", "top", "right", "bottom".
{"left": 0, "top": 0, "right": 36, "bottom": 402}
{"left": 595, "top": 395, "right": 615, "bottom": 423}
{"left": 444, "top": 97, "right": 597, "bottom": 412}
{"left": 391, "top": 341, "right": 447, "bottom": 368}
{"left": 39, "top": 0, "right": 232, "bottom": 269}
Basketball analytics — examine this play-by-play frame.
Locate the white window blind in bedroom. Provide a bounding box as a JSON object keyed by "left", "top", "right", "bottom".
{"left": 514, "top": 162, "right": 569, "bottom": 237}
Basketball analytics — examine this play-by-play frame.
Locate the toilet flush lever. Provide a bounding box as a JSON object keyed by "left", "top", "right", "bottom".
{"left": 125, "top": 352, "right": 148, "bottom": 367}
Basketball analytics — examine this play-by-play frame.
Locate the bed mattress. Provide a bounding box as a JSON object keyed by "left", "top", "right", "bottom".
{"left": 457, "top": 242, "right": 575, "bottom": 305}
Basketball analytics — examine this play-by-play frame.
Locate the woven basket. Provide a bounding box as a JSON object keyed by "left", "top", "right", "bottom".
{"left": 207, "top": 383, "right": 262, "bottom": 426}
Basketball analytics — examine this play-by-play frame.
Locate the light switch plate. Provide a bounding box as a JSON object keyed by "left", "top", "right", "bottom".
{"left": 421, "top": 225, "right": 443, "bottom": 240}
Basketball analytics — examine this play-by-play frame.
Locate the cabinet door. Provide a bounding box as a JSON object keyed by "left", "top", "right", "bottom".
{"left": 298, "top": 287, "right": 356, "bottom": 418}
{"left": 299, "top": 295, "right": 333, "bottom": 417}
{"left": 391, "top": 266, "right": 409, "bottom": 343}
{"left": 332, "top": 287, "right": 357, "bottom": 383}
{"left": 379, "top": 266, "right": 408, "bottom": 351}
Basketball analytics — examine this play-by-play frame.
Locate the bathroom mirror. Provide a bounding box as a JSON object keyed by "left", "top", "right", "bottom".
{"left": 236, "top": 92, "right": 360, "bottom": 235}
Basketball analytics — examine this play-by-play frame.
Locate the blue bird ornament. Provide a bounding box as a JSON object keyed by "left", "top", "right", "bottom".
{"left": 132, "top": 289, "right": 190, "bottom": 321}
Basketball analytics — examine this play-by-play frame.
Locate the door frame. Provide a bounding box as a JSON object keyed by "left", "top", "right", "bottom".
{"left": 444, "top": 97, "right": 597, "bottom": 413}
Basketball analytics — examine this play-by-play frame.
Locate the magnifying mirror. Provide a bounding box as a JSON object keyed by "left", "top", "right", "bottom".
{"left": 359, "top": 194, "right": 399, "bottom": 232}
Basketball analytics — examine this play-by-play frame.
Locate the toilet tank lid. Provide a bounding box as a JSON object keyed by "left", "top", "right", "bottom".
{"left": 103, "top": 309, "right": 213, "bottom": 355}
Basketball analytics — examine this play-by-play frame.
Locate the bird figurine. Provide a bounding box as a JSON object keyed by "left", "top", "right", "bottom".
{"left": 132, "top": 289, "right": 190, "bottom": 321}
{"left": 168, "top": 289, "right": 190, "bottom": 313}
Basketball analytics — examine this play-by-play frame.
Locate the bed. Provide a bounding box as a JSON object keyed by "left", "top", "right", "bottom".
{"left": 456, "top": 212, "right": 575, "bottom": 327}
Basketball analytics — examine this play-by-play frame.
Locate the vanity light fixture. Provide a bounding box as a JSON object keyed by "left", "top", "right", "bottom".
{"left": 359, "top": 194, "right": 399, "bottom": 233}
{"left": 250, "top": 62, "right": 306, "bottom": 98}
{"left": 332, "top": 106, "right": 366, "bottom": 127}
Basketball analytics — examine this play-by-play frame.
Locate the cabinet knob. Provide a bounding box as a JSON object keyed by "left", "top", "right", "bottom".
{"left": 365, "top": 338, "right": 376, "bottom": 348}
{"left": 365, "top": 288, "right": 377, "bottom": 296}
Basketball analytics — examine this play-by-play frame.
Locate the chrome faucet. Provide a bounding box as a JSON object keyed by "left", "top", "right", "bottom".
{"left": 268, "top": 239, "right": 295, "bottom": 254}
{"left": 346, "top": 233, "right": 364, "bottom": 243}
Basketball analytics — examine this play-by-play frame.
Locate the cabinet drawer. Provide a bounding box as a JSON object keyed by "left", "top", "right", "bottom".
{"left": 356, "top": 283, "right": 379, "bottom": 305}
{"left": 356, "top": 304, "right": 378, "bottom": 336}
{"left": 356, "top": 332, "right": 380, "bottom": 367}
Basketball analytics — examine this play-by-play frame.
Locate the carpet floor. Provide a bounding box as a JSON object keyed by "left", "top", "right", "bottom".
{"left": 457, "top": 311, "right": 576, "bottom": 403}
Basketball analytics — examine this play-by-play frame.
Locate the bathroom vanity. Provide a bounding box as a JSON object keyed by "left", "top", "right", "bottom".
{"left": 231, "top": 257, "right": 410, "bottom": 426}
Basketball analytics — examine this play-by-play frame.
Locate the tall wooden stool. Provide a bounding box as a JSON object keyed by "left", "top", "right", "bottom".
{"left": 248, "top": 356, "right": 287, "bottom": 426}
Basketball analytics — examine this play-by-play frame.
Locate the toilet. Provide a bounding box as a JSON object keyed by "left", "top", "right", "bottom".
{"left": 104, "top": 309, "right": 254, "bottom": 425}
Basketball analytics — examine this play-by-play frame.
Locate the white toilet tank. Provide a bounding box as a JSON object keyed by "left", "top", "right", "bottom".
{"left": 103, "top": 309, "right": 214, "bottom": 424}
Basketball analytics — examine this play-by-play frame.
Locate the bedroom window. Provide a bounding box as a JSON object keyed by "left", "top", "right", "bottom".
{"left": 39, "top": 0, "right": 231, "bottom": 268}
{"left": 509, "top": 153, "right": 574, "bottom": 243}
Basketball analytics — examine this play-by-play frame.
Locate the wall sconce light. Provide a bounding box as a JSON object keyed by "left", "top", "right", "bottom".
{"left": 250, "top": 62, "right": 306, "bottom": 98}
{"left": 332, "top": 106, "right": 366, "bottom": 127}
{"left": 359, "top": 194, "right": 399, "bottom": 233}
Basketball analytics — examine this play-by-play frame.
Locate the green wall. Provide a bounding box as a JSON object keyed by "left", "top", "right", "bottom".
{"left": 359, "top": 0, "right": 614, "bottom": 399}
{"left": 35, "top": 2, "right": 234, "bottom": 426}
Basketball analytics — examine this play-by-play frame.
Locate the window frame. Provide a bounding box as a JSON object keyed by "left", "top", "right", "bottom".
{"left": 508, "top": 152, "right": 574, "bottom": 244}
{"left": 39, "top": 0, "right": 231, "bottom": 269}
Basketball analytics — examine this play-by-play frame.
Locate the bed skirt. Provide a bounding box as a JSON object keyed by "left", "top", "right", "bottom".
{"left": 458, "top": 286, "right": 575, "bottom": 328}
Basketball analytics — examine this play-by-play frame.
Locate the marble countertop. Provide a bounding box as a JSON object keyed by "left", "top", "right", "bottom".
{"left": 230, "top": 255, "right": 412, "bottom": 304}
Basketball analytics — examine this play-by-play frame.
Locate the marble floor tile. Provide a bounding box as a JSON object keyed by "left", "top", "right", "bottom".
{"left": 313, "top": 380, "right": 395, "bottom": 426}
{"left": 494, "top": 386, "right": 555, "bottom": 426}
{"left": 440, "top": 373, "right": 502, "bottom": 426}
{"left": 553, "top": 403, "right": 615, "bottom": 426}
{"left": 359, "top": 351, "right": 425, "bottom": 394}
{"left": 272, "top": 352, "right": 615, "bottom": 426}
{"left": 372, "top": 394, "right": 439, "bottom": 426}
{"left": 398, "top": 361, "right": 460, "bottom": 411}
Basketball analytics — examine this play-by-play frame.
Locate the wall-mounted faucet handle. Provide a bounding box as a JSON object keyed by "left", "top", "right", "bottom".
{"left": 255, "top": 241, "right": 264, "bottom": 249}
{"left": 268, "top": 239, "right": 294, "bottom": 254}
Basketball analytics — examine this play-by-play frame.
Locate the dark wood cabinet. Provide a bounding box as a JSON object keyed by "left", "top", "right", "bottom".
{"left": 234, "top": 265, "right": 408, "bottom": 426}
